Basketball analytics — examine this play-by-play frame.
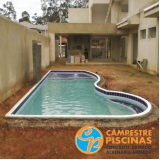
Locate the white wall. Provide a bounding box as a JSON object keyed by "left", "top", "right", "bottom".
{"left": 128, "top": 0, "right": 158, "bottom": 17}
{"left": 114, "top": 0, "right": 159, "bottom": 24}
{"left": 138, "top": 12, "right": 158, "bottom": 74}
{"left": 89, "top": 0, "right": 110, "bottom": 23}
{"left": 0, "top": 15, "right": 50, "bottom": 102}
{"left": 111, "top": 1, "right": 120, "bottom": 23}
{"left": 126, "top": 11, "right": 158, "bottom": 74}
{"left": 118, "top": 12, "right": 128, "bottom": 23}
{"left": 89, "top": 0, "right": 92, "bottom": 23}
{"left": 111, "top": 1, "right": 128, "bottom": 24}
{"left": 68, "top": 8, "right": 89, "bottom": 23}
{"left": 92, "top": 4, "right": 111, "bottom": 23}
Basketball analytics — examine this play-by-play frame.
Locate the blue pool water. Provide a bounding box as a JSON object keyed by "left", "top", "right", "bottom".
{"left": 16, "top": 72, "right": 141, "bottom": 115}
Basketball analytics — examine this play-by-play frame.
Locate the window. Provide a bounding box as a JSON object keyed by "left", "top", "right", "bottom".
{"left": 140, "top": 29, "right": 146, "bottom": 39}
{"left": 149, "top": 27, "right": 156, "bottom": 38}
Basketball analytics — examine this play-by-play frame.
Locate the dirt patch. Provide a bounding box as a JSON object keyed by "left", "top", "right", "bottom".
{"left": 0, "top": 121, "right": 158, "bottom": 159}
{"left": 0, "top": 61, "right": 159, "bottom": 158}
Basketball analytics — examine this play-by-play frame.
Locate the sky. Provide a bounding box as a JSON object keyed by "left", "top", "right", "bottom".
{"left": 0, "top": 0, "right": 43, "bottom": 21}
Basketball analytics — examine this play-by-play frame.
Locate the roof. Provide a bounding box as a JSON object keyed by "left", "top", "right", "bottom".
{"left": 116, "top": 13, "right": 139, "bottom": 28}
{"left": 143, "top": 2, "right": 159, "bottom": 13}
{"left": 19, "top": 21, "right": 48, "bottom": 31}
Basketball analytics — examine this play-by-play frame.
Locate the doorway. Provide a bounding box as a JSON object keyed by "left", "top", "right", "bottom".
{"left": 133, "top": 33, "right": 138, "bottom": 64}
{"left": 121, "top": 38, "right": 125, "bottom": 58}
{"left": 91, "top": 38, "right": 111, "bottom": 60}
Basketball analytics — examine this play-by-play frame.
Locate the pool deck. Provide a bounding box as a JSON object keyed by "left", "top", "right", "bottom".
{"left": 66, "top": 61, "right": 128, "bottom": 66}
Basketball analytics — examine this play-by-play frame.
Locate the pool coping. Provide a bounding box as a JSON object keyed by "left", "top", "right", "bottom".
{"left": 5, "top": 70, "right": 152, "bottom": 119}
{"left": 5, "top": 102, "right": 158, "bottom": 128}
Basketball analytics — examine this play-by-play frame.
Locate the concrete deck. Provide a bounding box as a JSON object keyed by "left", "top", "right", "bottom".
{"left": 66, "top": 61, "right": 128, "bottom": 66}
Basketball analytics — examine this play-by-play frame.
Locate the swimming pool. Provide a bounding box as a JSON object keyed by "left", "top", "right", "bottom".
{"left": 5, "top": 70, "right": 152, "bottom": 119}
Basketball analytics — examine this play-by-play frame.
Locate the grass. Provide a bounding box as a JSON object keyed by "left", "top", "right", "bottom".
{"left": 122, "top": 88, "right": 130, "bottom": 93}
{"left": 130, "top": 73, "right": 135, "bottom": 76}
{"left": 148, "top": 81, "right": 153, "bottom": 83}
{"left": 132, "top": 88, "right": 137, "bottom": 90}
{"left": 138, "top": 71, "right": 153, "bottom": 77}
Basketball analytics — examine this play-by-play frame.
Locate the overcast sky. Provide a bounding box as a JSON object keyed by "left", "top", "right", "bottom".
{"left": 0, "top": 0, "right": 43, "bottom": 21}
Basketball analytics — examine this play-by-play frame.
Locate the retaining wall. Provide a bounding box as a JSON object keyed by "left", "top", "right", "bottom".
{"left": 0, "top": 15, "right": 50, "bottom": 102}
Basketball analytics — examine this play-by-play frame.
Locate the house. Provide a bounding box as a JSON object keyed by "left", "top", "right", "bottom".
{"left": 48, "top": 0, "right": 159, "bottom": 75}
{"left": 116, "top": 0, "right": 159, "bottom": 75}
{"left": 20, "top": 21, "right": 48, "bottom": 36}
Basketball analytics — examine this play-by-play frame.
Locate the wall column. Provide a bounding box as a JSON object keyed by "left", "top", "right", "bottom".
{"left": 156, "top": 18, "right": 159, "bottom": 75}
{"left": 49, "top": 33, "right": 55, "bottom": 65}
{"left": 127, "top": 31, "right": 133, "bottom": 65}
{"left": 89, "top": 7, "right": 92, "bottom": 23}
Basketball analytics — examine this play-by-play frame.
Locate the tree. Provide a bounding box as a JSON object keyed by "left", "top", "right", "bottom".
{"left": 31, "top": 13, "right": 44, "bottom": 25}
{"left": 40, "top": 0, "right": 88, "bottom": 24}
{"left": 41, "top": 0, "right": 60, "bottom": 24}
{"left": 30, "top": 0, "right": 88, "bottom": 25}
{"left": 31, "top": 0, "right": 88, "bottom": 40}
{"left": 0, "top": 1, "right": 16, "bottom": 21}
{"left": 19, "top": 11, "right": 31, "bottom": 23}
{"left": 73, "top": 0, "right": 88, "bottom": 8}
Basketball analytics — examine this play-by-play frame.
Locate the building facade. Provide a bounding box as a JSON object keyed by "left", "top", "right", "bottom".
{"left": 48, "top": 0, "right": 159, "bottom": 75}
